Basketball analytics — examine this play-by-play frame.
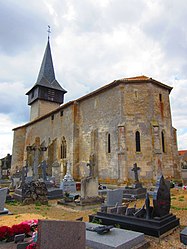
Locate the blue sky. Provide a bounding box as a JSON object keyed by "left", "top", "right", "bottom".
{"left": 0, "top": 0, "right": 187, "bottom": 158}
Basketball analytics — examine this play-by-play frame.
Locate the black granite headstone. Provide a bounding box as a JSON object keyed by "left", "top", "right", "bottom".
{"left": 153, "top": 175, "right": 170, "bottom": 217}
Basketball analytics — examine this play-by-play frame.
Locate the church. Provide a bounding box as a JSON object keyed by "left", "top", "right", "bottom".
{"left": 11, "top": 38, "right": 180, "bottom": 185}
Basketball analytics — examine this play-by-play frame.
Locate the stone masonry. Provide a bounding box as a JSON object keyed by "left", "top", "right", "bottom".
{"left": 11, "top": 76, "right": 180, "bottom": 184}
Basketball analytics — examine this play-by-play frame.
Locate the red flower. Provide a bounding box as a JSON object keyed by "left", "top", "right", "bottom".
{"left": 11, "top": 224, "right": 30, "bottom": 235}
{"left": 0, "top": 226, "right": 9, "bottom": 240}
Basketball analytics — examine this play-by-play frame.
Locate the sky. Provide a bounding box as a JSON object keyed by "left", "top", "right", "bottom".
{"left": 0, "top": 0, "right": 187, "bottom": 158}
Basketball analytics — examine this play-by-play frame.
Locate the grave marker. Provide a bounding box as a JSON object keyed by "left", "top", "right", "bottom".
{"left": 37, "top": 220, "right": 85, "bottom": 249}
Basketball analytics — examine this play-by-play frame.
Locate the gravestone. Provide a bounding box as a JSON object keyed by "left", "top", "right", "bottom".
{"left": 39, "top": 160, "right": 47, "bottom": 181}
{"left": 37, "top": 220, "right": 85, "bottom": 249}
{"left": 123, "top": 163, "right": 146, "bottom": 199}
{"left": 52, "top": 160, "right": 61, "bottom": 186}
{"left": 39, "top": 160, "right": 63, "bottom": 200}
{"left": 14, "top": 180, "right": 48, "bottom": 204}
{"left": 60, "top": 161, "right": 76, "bottom": 193}
{"left": 0, "top": 187, "right": 9, "bottom": 214}
{"left": 180, "top": 227, "right": 187, "bottom": 245}
{"left": 90, "top": 174, "right": 179, "bottom": 237}
{"left": 153, "top": 174, "right": 170, "bottom": 217}
{"left": 131, "top": 163, "right": 141, "bottom": 187}
{"left": 11, "top": 170, "right": 22, "bottom": 189}
{"left": 106, "top": 189, "right": 123, "bottom": 206}
{"left": 86, "top": 222, "right": 148, "bottom": 249}
{"left": 80, "top": 154, "right": 104, "bottom": 205}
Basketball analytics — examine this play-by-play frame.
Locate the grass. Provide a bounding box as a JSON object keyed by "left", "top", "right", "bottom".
{"left": 15, "top": 215, "right": 21, "bottom": 219}
{"left": 171, "top": 206, "right": 187, "bottom": 211}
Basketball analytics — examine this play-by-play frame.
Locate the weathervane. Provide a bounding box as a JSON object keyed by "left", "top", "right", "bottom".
{"left": 47, "top": 25, "right": 51, "bottom": 40}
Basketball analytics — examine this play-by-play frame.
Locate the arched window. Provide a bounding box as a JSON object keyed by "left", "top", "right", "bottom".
{"left": 107, "top": 133, "right": 111, "bottom": 153}
{"left": 161, "top": 131, "right": 165, "bottom": 153}
{"left": 135, "top": 131, "right": 141, "bottom": 152}
{"left": 61, "top": 137, "right": 67, "bottom": 159}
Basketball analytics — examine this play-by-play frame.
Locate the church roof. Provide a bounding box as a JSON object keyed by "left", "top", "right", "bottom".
{"left": 76, "top": 75, "right": 172, "bottom": 102}
{"left": 121, "top": 75, "right": 173, "bottom": 92}
{"left": 14, "top": 74, "right": 173, "bottom": 130}
{"left": 26, "top": 40, "right": 66, "bottom": 95}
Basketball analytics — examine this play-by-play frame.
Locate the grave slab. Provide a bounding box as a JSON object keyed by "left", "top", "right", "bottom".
{"left": 37, "top": 220, "right": 85, "bottom": 249}
{"left": 86, "top": 222, "right": 147, "bottom": 249}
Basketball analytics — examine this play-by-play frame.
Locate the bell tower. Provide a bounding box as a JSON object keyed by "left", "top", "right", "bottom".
{"left": 26, "top": 33, "right": 67, "bottom": 121}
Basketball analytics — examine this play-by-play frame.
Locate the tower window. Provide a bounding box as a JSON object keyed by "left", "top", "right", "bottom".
{"left": 107, "top": 133, "right": 111, "bottom": 153}
{"left": 135, "top": 131, "right": 141, "bottom": 152}
{"left": 48, "top": 89, "right": 55, "bottom": 101}
{"left": 161, "top": 131, "right": 165, "bottom": 153}
{"left": 51, "top": 114, "right": 54, "bottom": 120}
{"left": 60, "top": 110, "right": 64, "bottom": 116}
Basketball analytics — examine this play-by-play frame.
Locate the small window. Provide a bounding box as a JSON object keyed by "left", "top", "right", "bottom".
{"left": 51, "top": 114, "right": 54, "bottom": 120}
{"left": 134, "top": 90, "right": 138, "bottom": 100}
{"left": 161, "top": 131, "right": 165, "bottom": 153}
{"left": 135, "top": 131, "right": 141, "bottom": 152}
{"left": 61, "top": 137, "right": 67, "bottom": 159}
{"left": 60, "top": 110, "right": 64, "bottom": 116}
{"left": 107, "top": 133, "right": 111, "bottom": 153}
{"left": 159, "top": 94, "right": 162, "bottom": 102}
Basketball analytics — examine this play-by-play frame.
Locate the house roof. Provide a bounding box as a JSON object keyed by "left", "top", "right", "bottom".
{"left": 179, "top": 150, "right": 187, "bottom": 156}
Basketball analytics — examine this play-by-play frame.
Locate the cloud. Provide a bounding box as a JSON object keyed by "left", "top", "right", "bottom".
{"left": 0, "top": 114, "right": 14, "bottom": 158}
{"left": 0, "top": 1, "right": 50, "bottom": 56}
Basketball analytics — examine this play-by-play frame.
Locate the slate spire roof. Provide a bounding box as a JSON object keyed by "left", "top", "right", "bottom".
{"left": 26, "top": 39, "right": 66, "bottom": 94}
{"left": 37, "top": 39, "right": 56, "bottom": 84}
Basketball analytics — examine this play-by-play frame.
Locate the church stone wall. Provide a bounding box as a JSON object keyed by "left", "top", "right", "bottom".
{"left": 22, "top": 105, "right": 75, "bottom": 180}
{"left": 11, "top": 127, "right": 26, "bottom": 173}
{"left": 122, "top": 82, "right": 178, "bottom": 183}
{"left": 78, "top": 86, "right": 121, "bottom": 183}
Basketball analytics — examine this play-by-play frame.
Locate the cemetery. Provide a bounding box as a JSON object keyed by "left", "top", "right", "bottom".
{"left": 0, "top": 162, "right": 187, "bottom": 248}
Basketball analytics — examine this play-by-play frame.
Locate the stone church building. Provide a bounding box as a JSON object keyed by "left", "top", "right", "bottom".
{"left": 11, "top": 39, "right": 180, "bottom": 184}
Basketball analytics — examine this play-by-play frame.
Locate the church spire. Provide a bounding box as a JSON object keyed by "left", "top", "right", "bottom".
{"left": 36, "top": 39, "right": 56, "bottom": 84}
{"left": 26, "top": 30, "right": 67, "bottom": 120}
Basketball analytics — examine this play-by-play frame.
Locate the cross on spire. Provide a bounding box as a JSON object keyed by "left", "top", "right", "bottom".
{"left": 47, "top": 25, "right": 51, "bottom": 40}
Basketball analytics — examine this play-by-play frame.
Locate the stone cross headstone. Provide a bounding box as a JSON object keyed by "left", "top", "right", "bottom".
{"left": 21, "top": 166, "right": 27, "bottom": 185}
{"left": 0, "top": 188, "right": 8, "bottom": 211}
{"left": 153, "top": 174, "right": 171, "bottom": 217}
{"left": 37, "top": 220, "right": 86, "bottom": 249}
{"left": 131, "top": 163, "right": 140, "bottom": 183}
{"left": 87, "top": 153, "right": 95, "bottom": 177}
{"left": 26, "top": 138, "right": 47, "bottom": 181}
{"left": 39, "top": 160, "right": 47, "bottom": 181}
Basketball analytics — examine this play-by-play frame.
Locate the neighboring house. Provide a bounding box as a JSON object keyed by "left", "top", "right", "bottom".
{"left": 11, "top": 38, "right": 180, "bottom": 184}
{"left": 0, "top": 154, "right": 12, "bottom": 179}
{"left": 179, "top": 150, "right": 187, "bottom": 169}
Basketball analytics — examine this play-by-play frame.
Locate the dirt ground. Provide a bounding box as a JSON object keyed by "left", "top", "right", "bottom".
{"left": 1, "top": 188, "right": 187, "bottom": 249}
